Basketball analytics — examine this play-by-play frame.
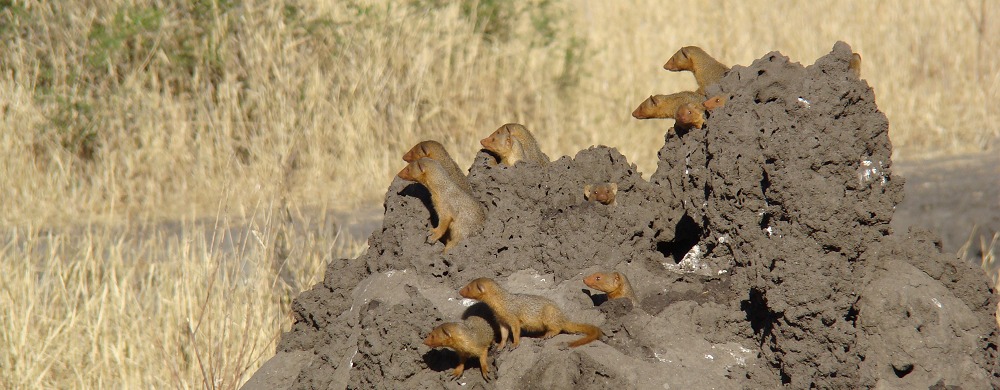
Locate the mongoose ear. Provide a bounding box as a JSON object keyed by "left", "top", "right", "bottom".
{"left": 681, "top": 47, "right": 690, "bottom": 59}
{"left": 583, "top": 184, "right": 592, "bottom": 198}
{"left": 610, "top": 183, "right": 618, "bottom": 192}
{"left": 613, "top": 273, "right": 621, "bottom": 284}
{"left": 648, "top": 95, "right": 657, "bottom": 106}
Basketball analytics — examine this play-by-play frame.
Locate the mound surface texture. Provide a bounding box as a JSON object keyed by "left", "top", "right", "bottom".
{"left": 245, "top": 42, "right": 999, "bottom": 389}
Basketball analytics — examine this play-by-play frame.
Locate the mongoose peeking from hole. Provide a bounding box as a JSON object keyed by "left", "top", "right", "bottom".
{"left": 583, "top": 272, "right": 637, "bottom": 306}
{"left": 480, "top": 123, "right": 550, "bottom": 166}
{"left": 849, "top": 52, "right": 862, "bottom": 78}
{"left": 631, "top": 92, "right": 704, "bottom": 120}
{"left": 674, "top": 102, "right": 706, "bottom": 132}
{"left": 459, "top": 277, "right": 602, "bottom": 350}
{"left": 403, "top": 140, "right": 473, "bottom": 193}
{"left": 583, "top": 182, "right": 618, "bottom": 206}
{"left": 423, "top": 315, "right": 496, "bottom": 381}
{"left": 703, "top": 95, "right": 727, "bottom": 111}
{"left": 397, "top": 158, "right": 486, "bottom": 252}
{"left": 663, "top": 46, "right": 730, "bottom": 95}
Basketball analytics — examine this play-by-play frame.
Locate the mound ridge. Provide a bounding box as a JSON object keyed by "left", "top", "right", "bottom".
{"left": 244, "top": 42, "right": 998, "bottom": 389}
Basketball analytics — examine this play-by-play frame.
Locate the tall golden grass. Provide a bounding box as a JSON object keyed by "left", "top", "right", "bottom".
{"left": 1, "top": 0, "right": 997, "bottom": 387}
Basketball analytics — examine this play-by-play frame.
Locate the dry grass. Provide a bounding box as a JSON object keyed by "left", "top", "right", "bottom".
{"left": 2, "top": 0, "right": 998, "bottom": 387}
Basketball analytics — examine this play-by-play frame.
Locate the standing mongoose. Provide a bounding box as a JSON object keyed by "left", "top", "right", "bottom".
{"left": 703, "top": 95, "right": 727, "bottom": 111}
{"left": 480, "top": 123, "right": 550, "bottom": 166}
{"left": 849, "top": 52, "right": 862, "bottom": 78}
{"left": 583, "top": 272, "right": 637, "bottom": 306}
{"left": 631, "top": 92, "right": 704, "bottom": 120}
{"left": 402, "top": 140, "right": 473, "bottom": 193}
{"left": 674, "top": 102, "right": 706, "bottom": 131}
{"left": 459, "top": 277, "right": 602, "bottom": 349}
{"left": 583, "top": 182, "right": 618, "bottom": 206}
{"left": 663, "top": 46, "right": 730, "bottom": 95}
{"left": 397, "top": 158, "right": 486, "bottom": 252}
{"left": 423, "top": 315, "right": 495, "bottom": 381}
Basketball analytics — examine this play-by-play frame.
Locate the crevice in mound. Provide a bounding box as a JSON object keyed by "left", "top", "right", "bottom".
{"left": 741, "top": 288, "right": 779, "bottom": 346}
{"left": 655, "top": 214, "right": 702, "bottom": 264}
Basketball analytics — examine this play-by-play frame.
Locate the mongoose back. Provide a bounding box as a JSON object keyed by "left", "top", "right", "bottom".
{"left": 459, "top": 277, "right": 602, "bottom": 349}
{"left": 423, "top": 315, "right": 495, "bottom": 380}
{"left": 849, "top": 52, "right": 862, "bottom": 78}
{"left": 703, "top": 95, "right": 727, "bottom": 111}
{"left": 674, "top": 102, "right": 706, "bottom": 131}
{"left": 583, "top": 271, "right": 637, "bottom": 305}
{"left": 663, "top": 46, "right": 730, "bottom": 95}
{"left": 480, "top": 123, "right": 550, "bottom": 166}
{"left": 402, "top": 140, "right": 473, "bottom": 193}
{"left": 397, "top": 158, "right": 486, "bottom": 252}
{"left": 631, "top": 92, "right": 704, "bottom": 120}
{"left": 583, "top": 182, "right": 618, "bottom": 206}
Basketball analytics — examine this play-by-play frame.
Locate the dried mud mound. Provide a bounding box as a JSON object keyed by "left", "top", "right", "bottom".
{"left": 244, "top": 42, "right": 998, "bottom": 389}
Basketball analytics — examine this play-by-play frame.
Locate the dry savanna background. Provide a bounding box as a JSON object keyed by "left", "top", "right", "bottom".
{"left": 2, "top": 0, "right": 998, "bottom": 388}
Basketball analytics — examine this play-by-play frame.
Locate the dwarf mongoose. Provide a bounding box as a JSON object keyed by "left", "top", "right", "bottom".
{"left": 631, "top": 92, "right": 704, "bottom": 120}
{"left": 480, "top": 123, "right": 550, "bottom": 166}
{"left": 849, "top": 52, "right": 862, "bottom": 78}
{"left": 583, "top": 182, "right": 618, "bottom": 206}
{"left": 663, "top": 46, "right": 730, "bottom": 95}
{"left": 423, "top": 315, "right": 495, "bottom": 380}
{"left": 398, "top": 158, "right": 486, "bottom": 252}
{"left": 403, "top": 140, "right": 473, "bottom": 193}
{"left": 459, "top": 277, "right": 602, "bottom": 349}
{"left": 674, "top": 102, "right": 706, "bottom": 131}
{"left": 583, "top": 272, "right": 637, "bottom": 305}
{"left": 703, "top": 95, "right": 727, "bottom": 111}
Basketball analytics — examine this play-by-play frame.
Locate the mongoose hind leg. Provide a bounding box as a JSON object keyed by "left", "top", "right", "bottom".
{"left": 478, "top": 349, "right": 490, "bottom": 381}
{"left": 428, "top": 215, "right": 452, "bottom": 243}
{"left": 497, "top": 326, "right": 509, "bottom": 350}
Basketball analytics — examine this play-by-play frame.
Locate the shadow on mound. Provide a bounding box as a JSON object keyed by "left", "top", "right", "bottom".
{"left": 243, "top": 42, "right": 999, "bottom": 390}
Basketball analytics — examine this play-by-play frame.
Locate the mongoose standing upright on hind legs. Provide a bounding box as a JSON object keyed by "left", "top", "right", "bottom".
{"left": 480, "top": 123, "right": 550, "bottom": 166}
{"left": 663, "top": 46, "right": 730, "bottom": 95}
{"left": 397, "top": 158, "right": 486, "bottom": 252}
{"left": 423, "top": 315, "right": 496, "bottom": 380}
{"left": 583, "top": 271, "right": 637, "bottom": 306}
{"left": 402, "top": 140, "right": 473, "bottom": 193}
{"left": 459, "top": 277, "right": 602, "bottom": 350}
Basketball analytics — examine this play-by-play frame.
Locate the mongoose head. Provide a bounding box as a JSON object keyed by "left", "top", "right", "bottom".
{"left": 664, "top": 46, "right": 702, "bottom": 71}
{"left": 583, "top": 272, "right": 622, "bottom": 292}
{"left": 632, "top": 95, "right": 670, "bottom": 119}
{"left": 423, "top": 322, "right": 461, "bottom": 348}
{"left": 403, "top": 140, "right": 448, "bottom": 163}
{"left": 849, "top": 52, "right": 862, "bottom": 78}
{"left": 674, "top": 103, "right": 705, "bottom": 130}
{"left": 703, "top": 95, "right": 727, "bottom": 111}
{"left": 583, "top": 182, "right": 618, "bottom": 205}
{"left": 480, "top": 124, "right": 521, "bottom": 160}
{"left": 460, "top": 277, "right": 499, "bottom": 300}
{"left": 397, "top": 158, "right": 442, "bottom": 184}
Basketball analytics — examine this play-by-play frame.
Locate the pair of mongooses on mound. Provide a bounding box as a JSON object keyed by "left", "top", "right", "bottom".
{"left": 398, "top": 123, "right": 556, "bottom": 252}
{"left": 400, "top": 141, "right": 485, "bottom": 253}
{"left": 634, "top": 46, "right": 865, "bottom": 131}
{"left": 632, "top": 46, "right": 731, "bottom": 132}
{"left": 425, "top": 274, "right": 633, "bottom": 380}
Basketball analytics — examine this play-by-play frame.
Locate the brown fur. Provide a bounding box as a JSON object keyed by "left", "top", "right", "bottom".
{"left": 423, "top": 315, "right": 495, "bottom": 380}
{"left": 631, "top": 92, "right": 704, "bottom": 120}
{"left": 674, "top": 102, "right": 705, "bottom": 131}
{"left": 402, "top": 140, "right": 473, "bottom": 193}
{"left": 480, "top": 123, "right": 550, "bottom": 166}
{"left": 663, "top": 46, "right": 730, "bottom": 95}
{"left": 849, "top": 52, "right": 862, "bottom": 78}
{"left": 583, "top": 182, "right": 618, "bottom": 206}
{"left": 397, "top": 158, "right": 486, "bottom": 252}
{"left": 459, "top": 278, "right": 602, "bottom": 349}
{"left": 583, "top": 272, "right": 637, "bottom": 305}
{"left": 703, "top": 95, "right": 727, "bottom": 111}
